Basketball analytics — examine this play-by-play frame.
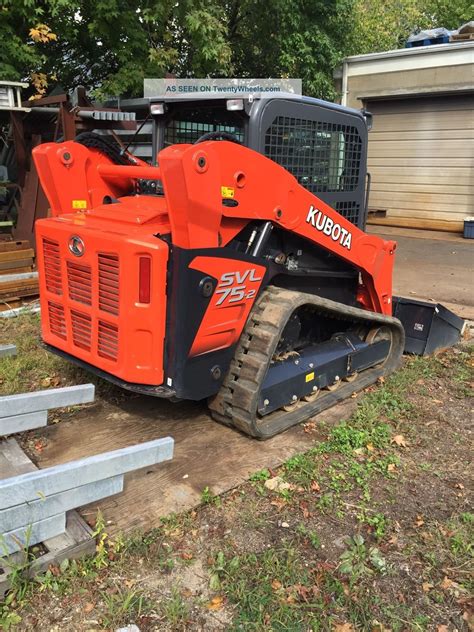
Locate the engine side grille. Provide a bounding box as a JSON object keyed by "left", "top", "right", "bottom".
{"left": 98, "top": 320, "right": 119, "bottom": 361}
{"left": 98, "top": 254, "right": 120, "bottom": 315}
{"left": 71, "top": 310, "right": 92, "bottom": 351}
{"left": 43, "top": 239, "right": 62, "bottom": 295}
{"left": 48, "top": 302, "right": 67, "bottom": 340}
{"left": 67, "top": 261, "right": 92, "bottom": 305}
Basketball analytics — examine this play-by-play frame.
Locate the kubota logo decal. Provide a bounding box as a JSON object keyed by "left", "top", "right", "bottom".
{"left": 68, "top": 235, "right": 85, "bottom": 257}
{"left": 306, "top": 205, "right": 352, "bottom": 250}
{"left": 215, "top": 269, "right": 262, "bottom": 306}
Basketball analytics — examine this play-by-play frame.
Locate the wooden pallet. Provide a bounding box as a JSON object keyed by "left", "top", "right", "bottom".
{"left": 0, "top": 439, "right": 95, "bottom": 598}
{"left": 450, "top": 32, "right": 474, "bottom": 41}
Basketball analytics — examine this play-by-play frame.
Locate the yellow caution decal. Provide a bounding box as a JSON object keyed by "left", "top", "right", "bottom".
{"left": 72, "top": 200, "right": 87, "bottom": 209}
{"left": 221, "top": 186, "right": 235, "bottom": 199}
{"left": 305, "top": 371, "right": 315, "bottom": 383}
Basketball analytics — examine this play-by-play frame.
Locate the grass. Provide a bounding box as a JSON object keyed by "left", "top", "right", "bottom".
{"left": 0, "top": 313, "right": 119, "bottom": 399}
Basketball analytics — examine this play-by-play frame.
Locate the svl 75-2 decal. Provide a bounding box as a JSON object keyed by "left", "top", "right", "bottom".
{"left": 215, "top": 268, "right": 262, "bottom": 306}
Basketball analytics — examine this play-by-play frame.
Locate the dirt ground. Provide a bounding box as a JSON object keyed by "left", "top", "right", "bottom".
{"left": 0, "top": 311, "right": 472, "bottom": 631}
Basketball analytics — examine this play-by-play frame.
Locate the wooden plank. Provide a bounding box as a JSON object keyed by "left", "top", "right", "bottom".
{"left": 0, "top": 241, "right": 30, "bottom": 253}
{"left": 0, "top": 437, "right": 174, "bottom": 508}
{"left": 1, "top": 476, "right": 123, "bottom": 532}
{"left": 367, "top": 197, "right": 472, "bottom": 215}
{"left": 0, "top": 384, "right": 95, "bottom": 417}
{"left": 0, "top": 288, "right": 39, "bottom": 302}
{"left": 368, "top": 216, "right": 463, "bottom": 233}
{"left": 0, "top": 259, "right": 34, "bottom": 272}
{"left": 0, "top": 249, "right": 35, "bottom": 263}
{"left": 0, "top": 280, "right": 39, "bottom": 292}
{"left": 0, "top": 411, "right": 48, "bottom": 437}
{"left": 1, "top": 513, "right": 66, "bottom": 555}
{"left": 0, "top": 267, "right": 35, "bottom": 276}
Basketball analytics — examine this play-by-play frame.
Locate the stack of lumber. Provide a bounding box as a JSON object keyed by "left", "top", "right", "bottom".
{"left": 0, "top": 239, "right": 39, "bottom": 312}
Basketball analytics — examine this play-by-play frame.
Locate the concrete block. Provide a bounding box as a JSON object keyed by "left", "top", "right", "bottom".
{"left": 0, "top": 411, "right": 47, "bottom": 437}
{"left": 1, "top": 475, "right": 123, "bottom": 532}
{"left": 0, "top": 344, "right": 16, "bottom": 359}
{"left": 0, "top": 384, "right": 95, "bottom": 417}
{"left": 1, "top": 513, "right": 66, "bottom": 556}
{"left": 0, "top": 437, "right": 174, "bottom": 509}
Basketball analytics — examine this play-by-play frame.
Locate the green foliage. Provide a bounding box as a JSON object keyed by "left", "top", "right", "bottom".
{"left": 348, "top": 0, "right": 472, "bottom": 56}
{"left": 339, "top": 534, "right": 387, "bottom": 581}
{"left": 101, "top": 586, "right": 152, "bottom": 629}
{"left": 2, "top": 0, "right": 471, "bottom": 100}
{"left": 201, "top": 486, "right": 221, "bottom": 506}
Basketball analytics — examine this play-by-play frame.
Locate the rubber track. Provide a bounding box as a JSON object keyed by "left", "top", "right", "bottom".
{"left": 208, "top": 286, "right": 405, "bottom": 439}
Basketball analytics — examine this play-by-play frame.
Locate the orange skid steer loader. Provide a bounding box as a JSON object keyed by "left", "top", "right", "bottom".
{"left": 32, "top": 95, "right": 461, "bottom": 438}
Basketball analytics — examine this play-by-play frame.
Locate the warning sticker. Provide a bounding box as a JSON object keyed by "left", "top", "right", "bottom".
{"left": 305, "top": 371, "right": 315, "bottom": 383}
{"left": 72, "top": 200, "right": 87, "bottom": 209}
{"left": 221, "top": 186, "right": 235, "bottom": 199}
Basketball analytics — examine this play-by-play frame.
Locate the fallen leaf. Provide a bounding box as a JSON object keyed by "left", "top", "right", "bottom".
{"left": 439, "top": 576, "right": 463, "bottom": 592}
{"left": 366, "top": 443, "right": 375, "bottom": 452}
{"left": 207, "top": 595, "right": 223, "bottom": 610}
{"left": 391, "top": 434, "right": 408, "bottom": 448}
{"left": 333, "top": 623, "right": 355, "bottom": 632}
{"left": 270, "top": 498, "right": 286, "bottom": 510}
{"left": 83, "top": 602, "right": 94, "bottom": 613}
{"left": 372, "top": 622, "right": 392, "bottom": 632}
{"left": 436, "top": 626, "right": 449, "bottom": 632}
{"left": 181, "top": 552, "right": 193, "bottom": 560}
{"left": 415, "top": 515, "right": 425, "bottom": 528}
{"left": 310, "top": 480, "right": 321, "bottom": 493}
{"left": 438, "top": 526, "right": 454, "bottom": 537}
{"left": 387, "top": 463, "right": 397, "bottom": 473}
{"left": 271, "top": 579, "right": 282, "bottom": 590}
{"left": 422, "top": 582, "right": 434, "bottom": 592}
{"left": 455, "top": 482, "right": 465, "bottom": 490}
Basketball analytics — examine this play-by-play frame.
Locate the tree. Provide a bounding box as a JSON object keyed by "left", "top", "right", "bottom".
{"left": 0, "top": 0, "right": 355, "bottom": 100}
{"left": 1, "top": 0, "right": 470, "bottom": 101}
{"left": 348, "top": 0, "right": 471, "bottom": 56}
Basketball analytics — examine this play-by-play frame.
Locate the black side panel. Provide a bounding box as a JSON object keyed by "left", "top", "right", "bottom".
{"left": 165, "top": 246, "right": 270, "bottom": 400}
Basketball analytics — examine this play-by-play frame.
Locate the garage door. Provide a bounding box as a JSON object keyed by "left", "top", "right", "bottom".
{"left": 366, "top": 95, "right": 474, "bottom": 232}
